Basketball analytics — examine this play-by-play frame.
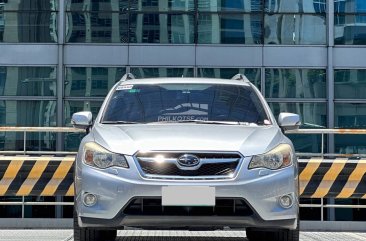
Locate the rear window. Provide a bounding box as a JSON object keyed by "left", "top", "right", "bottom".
{"left": 102, "top": 83, "right": 270, "bottom": 124}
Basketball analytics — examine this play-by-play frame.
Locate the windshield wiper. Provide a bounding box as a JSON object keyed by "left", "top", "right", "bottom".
{"left": 150, "top": 120, "right": 241, "bottom": 125}
{"left": 101, "top": 121, "right": 140, "bottom": 124}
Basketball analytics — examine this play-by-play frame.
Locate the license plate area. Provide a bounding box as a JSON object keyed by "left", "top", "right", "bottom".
{"left": 162, "top": 186, "right": 215, "bottom": 206}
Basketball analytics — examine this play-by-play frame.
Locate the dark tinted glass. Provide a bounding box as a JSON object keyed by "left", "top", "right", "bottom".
{"left": 335, "top": 103, "right": 366, "bottom": 128}
{"left": 23, "top": 197, "right": 56, "bottom": 218}
{"left": 64, "top": 100, "right": 103, "bottom": 151}
{"left": 65, "top": 12, "right": 128, "bottom": 43}
{"left": 335, "top": 69, "right": 366, "bottom": 99}
{"left": 0, "top": 100, "right": 56, "bottom": 127}
{"left": 335, "top": 0, "right": 366, "bottom": 13}
{"left": 130, "top": 0, "right": 195, "bottom": 11}
{"left": 66, "top": 0, "right": 128, "bottom": 11}
{"left": 0, "top": 12, "right": 57, "bottom": 43}
{"left": 265, "top": 69, "right": 326, "bottom": 98}
{"left": 64, "top": 101, "right": 103, "bottom": 126}
{"left": 334, "top": 14, "right": 366, "bottom": 45}
{"left": 264, "top": 14, "right": 326, "bottom": 45}
{"left": 269, "top": 102, "right": 327, "bottom": 153}
{"left": 0, "top": 197, "right": 22, "bottom": 218}
{"left": 0, "top": 0, "right": 57, "bottom": 11}
{"left": 265, "top": 0, "right": 326, "bottom": 13}
{"left": 335, "top": 134, "right": 366, "bottom": 154}
{"left": 335, "top": 103, "right": 366, "bottom": 154}
{"left": 130, "top": 68, "right": 194, "bottom": 78}
{"left": 198, "top": 13, "right": 262, "bottom": 44}
{"left": 65, "top": 67, "right": 126, "bottom": 97}
{"left": 198, "top": 0, "right": 262, "bottom": 12}
{"left": 0, "top": 67, "right": 56, "bottom": 96}
{"left": 103, "top": 84, "right": 270, "bottom": 124}
{"left": 197, "top": 68, "right": 261, "bottom": 90}
{"left": 130, "top": 13, "right": 194, "bottom": 43}
{"left": 0, "top": 100, "right": 57, "bottom": 151}
{"left": 269, "top": 102, "right": 327, "bottom": 128}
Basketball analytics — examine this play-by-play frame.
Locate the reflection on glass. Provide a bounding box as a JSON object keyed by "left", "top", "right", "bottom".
{"left": 130, "top": 13, "right": 194, "bottom": 44}
{"left": 197, "top": 68, "right": 261, "bottom": 90}
{"left": 335, "top": 103, "right": 366, "bottom": 128}
{"left": 66, "top": 12, "right": 128, "bottom": 43}
{"left": 0, "top": 0, "right": 58, "bottom": 11}
{"left": 65, "top": 67, "right": 126, "bottom": 97}
{"left": 269, "top": 102, "right": 327, "bottom": 128}
{"left": 198, "top": 14, "right": 262, "bottom": 44}
{"left": 64, "top": 101, "right": 103, "bottom": 151}
{"left": 130, "top": 68, "right": 194, "bottom": 78}
{"left": 335, "top": 104, "right": 366, "bottom": 152}
{"left": 66, "top": 0, "right": 128, "bottom": 11}
{"left": 265, "top": 0, "right": 326, "bottom": 13}
{"left": 0, "top": 12, "right": 57, "bottom": 43}
{"left": 335, "top": 0, "right": 366, "bottom": 13}
{"left": 269, "top": 102, "right": 327, "bottom": 153}
{"left": 265, "top": 69, "right": 326, "bottom": 98}
{"left": 334, "top": 14, "right": 366, "bottom": 45}
{"left": 335, "top": 69, "right": 366, "bottom": 99}
{"left": 0, "top": 100, "right": 57, "bottom": 151}
{"left": 131, "top": 0, "right": 195, "bottom": 11}
{"left": 0, "top": 67, "right": 57, "bottom": 96}
{"left": 198, "top": 0, "right": 262, "bottom": 12}
{"left": 335, "top": 134, "right": 366, "bottom": 154}
{"left": 265, "top": 14, "right": 326, "bottom": 44}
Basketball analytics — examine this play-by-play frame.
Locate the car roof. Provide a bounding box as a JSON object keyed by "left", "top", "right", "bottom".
{"left": 119, "top": 77, "right": 252, "bottom": 87}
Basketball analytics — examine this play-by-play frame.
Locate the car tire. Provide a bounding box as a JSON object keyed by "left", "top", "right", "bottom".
{"left": 74, "top": 209, "right": 117, "bottom": 241}
{"left": 246, "top": 221, "right": 299, "bottom": 241}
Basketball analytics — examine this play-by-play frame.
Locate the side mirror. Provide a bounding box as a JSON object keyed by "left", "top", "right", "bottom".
{"left": 71, "top": 111, "right": 93, "bottom": 130}
{"left": 278, "top": 113, "right": 301, "bottom": 131}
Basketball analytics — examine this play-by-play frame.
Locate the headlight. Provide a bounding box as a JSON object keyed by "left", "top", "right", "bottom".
{"left": 83, "top": 142, "right": 129, "bottom": 169}
{"left": 248, "top": 144, "right": 293, "bottom": 170}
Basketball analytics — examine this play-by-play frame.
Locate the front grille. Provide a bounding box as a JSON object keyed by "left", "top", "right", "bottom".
{"left": 135, "top": 152, "right": 242, "bottom": 180}
{"left": 123, "top": 198, "right": 254, "bottom": 217}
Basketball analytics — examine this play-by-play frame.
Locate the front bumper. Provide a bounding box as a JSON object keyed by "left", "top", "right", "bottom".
{"left": 75, "top": 156, "right": 298, "bottom": 230}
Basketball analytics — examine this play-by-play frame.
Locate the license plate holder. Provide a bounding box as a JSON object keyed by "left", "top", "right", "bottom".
{"left": 162, "top": 186, "right": 215, "bottom": 206}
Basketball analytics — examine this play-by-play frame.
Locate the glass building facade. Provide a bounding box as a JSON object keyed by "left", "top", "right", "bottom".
{"left": 1, "top": 0, "right": 366, "bottom": 221}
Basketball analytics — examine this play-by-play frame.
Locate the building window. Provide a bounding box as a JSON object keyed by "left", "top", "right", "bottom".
{"left": 130, "top": 67, "right": 194, "bottom": 78}
{"left": 197, "top": 68, "right": 261, "bottom": 90}
{"left": 65, "top": 67, "right": 126, "bottom": 97}
{"left": 0, "top": 66, "right": 57, "bottom": 96}
{"left": 265, "top": 69, "right": 326, "bottom": 99}
{"left": 335, "top": 0, "right": 366, "bottom": 45}
{"left": 0, "top": 1, "right": 58, "bottom": 43}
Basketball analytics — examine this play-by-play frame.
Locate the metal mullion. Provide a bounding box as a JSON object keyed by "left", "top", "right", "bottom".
{"left": 64, "top": 97, "right": 105, "bottom": 101}
{"left": 0, "top": 96, "right": 56, "bottom": 101}
{"left": 334, "top": 99, "right": 366, "bottom": 104}
{"left": 266, "top": 98, "right": 327, "bottom": 103}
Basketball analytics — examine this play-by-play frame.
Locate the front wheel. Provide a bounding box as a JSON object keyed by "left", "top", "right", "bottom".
{"left": 73, "top": 209, "right": 117, "bottom": 241}
{"left": 246, "top": 222, "right": 299, "bottom": 241}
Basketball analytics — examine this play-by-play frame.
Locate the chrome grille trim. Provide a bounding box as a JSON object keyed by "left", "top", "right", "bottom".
{"left": 134, "top": 151, "right": 243, "bottom": 180}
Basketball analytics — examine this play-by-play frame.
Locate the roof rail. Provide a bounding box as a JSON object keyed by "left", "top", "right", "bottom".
{"left": 119, "top": 73, "right": 136, "bottom": 82}
{"left": 231, "top": 74, "right": 250, "bottom": 83}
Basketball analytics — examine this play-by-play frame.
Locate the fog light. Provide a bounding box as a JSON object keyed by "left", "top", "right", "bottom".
{"left": 83, "top": 193, "right": 97, "bottom": 207}
{"left": 279, "top": 195, "right": 293, "bottom": 209}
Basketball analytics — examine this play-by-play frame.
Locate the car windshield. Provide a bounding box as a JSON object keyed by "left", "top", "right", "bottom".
{"left": 101, "top": 83, "right": 271, "bottom": 125}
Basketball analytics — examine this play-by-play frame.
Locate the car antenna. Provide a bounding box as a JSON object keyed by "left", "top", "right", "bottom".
{"left": 120, "top": 73, "right": 135, "bottom": 82}
{"left": 231, "top": 74, "right": 250, "bottom": 83}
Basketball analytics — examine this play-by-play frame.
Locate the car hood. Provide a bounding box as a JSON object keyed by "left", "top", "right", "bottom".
{"left": 91, "top": 124, "right": 284, "bottom": 156}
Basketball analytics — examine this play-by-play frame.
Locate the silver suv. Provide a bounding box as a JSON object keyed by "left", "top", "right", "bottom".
{"left": 72, "top": 74, "right": 301, "bottom": 241}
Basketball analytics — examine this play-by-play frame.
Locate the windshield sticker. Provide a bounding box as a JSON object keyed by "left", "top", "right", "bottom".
{"left": 128, "top": 89, "right": 140, "bottom": 93}
{"left": 116, "top": 85, "right": 134, "bottom": 91}
{"left": 158, "top": 115, "right": 208, "bottom": 122}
